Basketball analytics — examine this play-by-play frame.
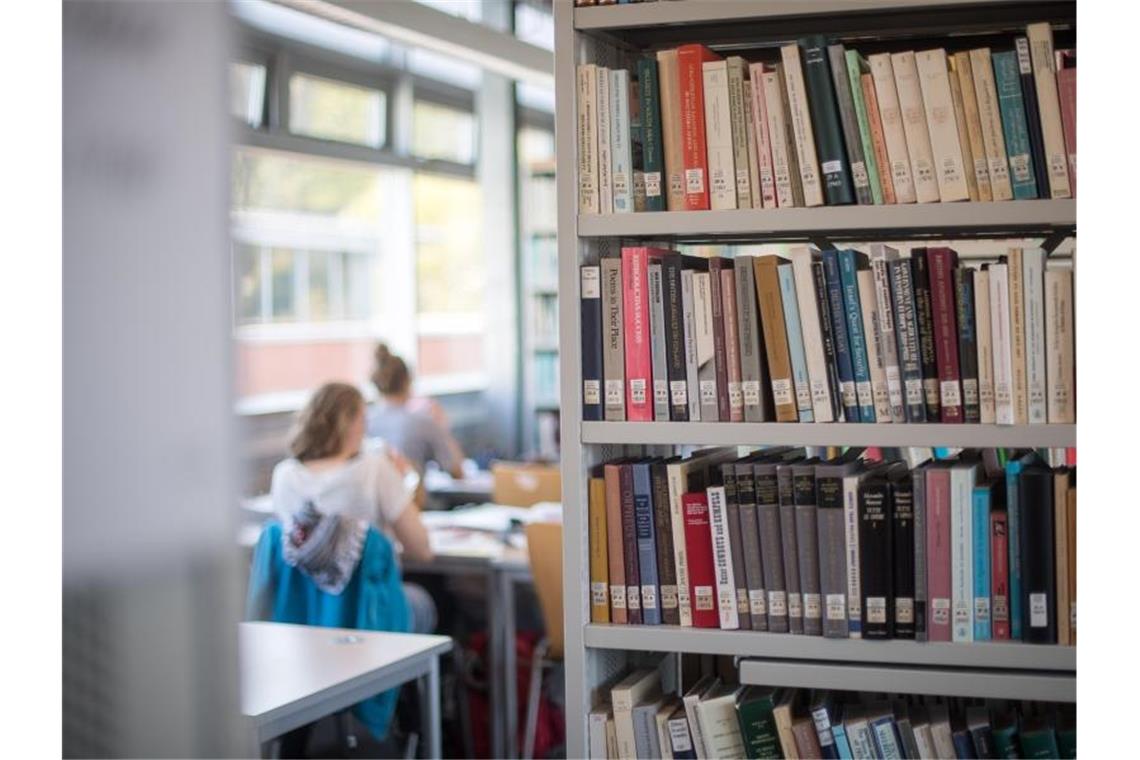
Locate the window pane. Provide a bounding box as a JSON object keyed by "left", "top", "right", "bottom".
{"left": 413, "top": 0, "right": 481, "bottom": 22}
{"left": 414, "top": 173, "right": 483, "bottom": 315}
{"left": 289, "top": 72, "right": 386, "bottom": 148}
{"left": 412, "top": 100, "right": 477, "bottom": 164}
{"left": 270, "top": 248, "right": 296, "bottom": 320}
{"left": 230, "top": 62, "right": 266, "bottom": 128}
{"left": 235, "top": 244, "right": 262, "bottom": 323}
{"left": 232, "top": 149, "right": 385, "bottom": 222}
{"left": 514, "top": 2, "right": 554, "bottom": 51}
{"left": 308, "top": 250, "right": 331, "bottom": 320}
{"left": 345, "top": 253, "right": 371, "bottom": 320}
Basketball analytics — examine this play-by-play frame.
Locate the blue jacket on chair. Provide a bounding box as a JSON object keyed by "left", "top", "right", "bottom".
{"left": 246, "top": 521, "right": 412, "bottom": 740}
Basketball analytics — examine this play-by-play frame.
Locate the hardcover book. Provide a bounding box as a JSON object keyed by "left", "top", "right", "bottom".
{"left": 838, "top": 249, "right": 876, "bottom": 422}
{"left": 1022, "top": 248, "right": 1048, "bottom": 423}
{"left": 793, "top": 460, "right": 824, "bottom": 635}
{"left": 1015, "top": 37, "right": 1050, "bottom": 199}
{"left": 589, "top": 475, "right": 610, "bottom": 623}
{"left": 678, "top": 44, "right": 722, "bottom": 210}
{"left": 821, "top": 249, "right": 860, "bottom": 421}
{"left": 748, "top": 63, "right": 778, "bottom": 208}
{"left": 973, "top": 267, "right": 996, "bottom": 423}
{"left": 778, "top": 462, "right": 805, "bottom": 633}
{"left": 777, "top": 262, "right": 816, "bottom": 422}
{"left": 887, "top": 257, "right": 926, "bottom": 422}
{"left": 953, "top": 266, "right": 981, "bottom": 423}
{"left": 610, "top": 68, "right": 635, "bottom": 213}
{"left": 1007, "top": 249, "right": 1029, "bottom": 423}
{"left": 706, "top": 483, "right": 740, "bottom": 630}
{"left": 1020, "top": 463, "right": 1057, "bottom": 643}
{"left": 801, "top": 35, "right": 856, "bottom": 204}
{"left": 601, "top": 257, "right": 626, "bottom": 420}
{"left": 736, "top": 686, "right": 782, "bottom": 760}
{"left": 991, "top": 504, "right": 1011, "bottom": 639}
{"left": 859, "top": 466, "right": 897, "bottom": 639}
{"left": 868, "top": 52, "right": 917, "bottom": 204}
{"left": 861, "top": 70, "right": 896, "bottom": 204}
{"left": 926, "top": 464, "right": 953, "bottom": 641}
{"left": 662, "top": 254, "right": 689, "bottom": 421}
{"left": 789, "top": 246, "right": 837, "bottom": 421}
{"left": 647, "top": 262, "right": 670, "bottom": 421}
{"left": 846, "top": 50, "right": 886, "bottom": 205}
{"left": 891, "top": 50, "right": 941, "bottom": 202}
{"left": 636, "top": 57, "right": 667, "bottom": 212}
{"left": 968, "top": 47, "right": 1014, "bottom": 200}
{"left": 656, "top": 49, "right": 687, "bottom": 211}
{"left": 827, "top": 43, "right": 873, "bottom": 205}
{"left": 622, "top": 247, "right": 667, "bottom": 421}
{"left": 652, "top": 461, "right": 681, "bottom": 625}
{"left": 946, "top": 54, "right": 980, "bottom": 201}
{"left": 633, "top": 461, "right": 662, "bottom": 625}
{"left": 950, "top": 459, "right": 978, "bottom": 642}
{"left": 910, "top": 250, "right": 942, "bottom": 420}
{"left": 619, "top": 463, "right": 643, "bottom": 625}
{"left": 721, "top": 465, "right": 753, "bottom": 629}
{"left": 596, "top": 66, "right": 613, "bottom": 213}
{"left": 857, "top": 268, "right": 892, "bottom": 423}
{"left": 989, "top": 261, "right": 1015, "bottom": 424}
{"left": 577, "top": 64, "right": 600, "bottom": 213}
{"left": 816, "top": 457, "right": 859, "bottom": 638}
{"left": 681, "top": 267, "right": 701, "bottom": 421}
{"left": 951, "top": 51, "right": 993, "bottom": 201}
{"left": 708, "top": 257, "right": 734, "bottom": 422}
{"left": 719, "top": 265, "right": 745, "bottom": 422}
{"left": 581, "top": 265, "right": 604, "bottom": 420}
{"left": 726, "top": 57, "right": 754, "bottom": 209}
{"left": 683, "top": 489, "right": 719, "bottom": 629}
{"left": 753, "top": 256, "right": 798, "bottom": 422}
{"left": 693, "top": 269, "right": 719, "bottom": 422}
{"left": 973, "top": 479, "right": 998, "bottom": 640}
{"left": 755, "top": 458, "right": 790, "bottom": 633}
{"left": 736, "top": 259, "right": 773, "bottom": 422}
{"left": 869, "top": 244, "right": 906, "bottom": 421}
{"left": 914, "top": 48, "right": 970, "bottom": 201}
{"left": 780, "top": 43, "right": 825, "bottom": 206}
{"left": 927, "top": 247, "right": 964, "bottom": 423}
{"left": 992, "top": 50, "right": 1038, "bottom": 199}
{"left": 1044, "top": 267, "right": 1075, "bottom": 423}
{"left": 890, "top": 466, "right": 917, "bottom": 638}
{"left": 604, "top": 462, "right": 628, "bottom": 623}
{"left": 702, "top": 60, "right": 738, "bottom": 210}
{"left": 735, "top": 461, "right": 768, "bottom": 630}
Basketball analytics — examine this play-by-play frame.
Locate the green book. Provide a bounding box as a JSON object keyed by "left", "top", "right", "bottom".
{"left": 799, "top": 35, "right": 855, "bottom": 205}
{"left": 735, "top": 686, "right": 784, "bottom": 759}
{"left": 1056, "top": 706, "right": 1076, "bottom": 759}
{"left": 991, "top": 712, "right": 1020, "bottom": 758}
{"left": 827, "top": 43, "right": 873, "bottom": 205}
{"left": 845, "top": 49, "right": 883, "bottom": 205}
{"left": 636, "top": 57, "right": 666, "bottom": 212}
{"left": 991, "top": 50, "right": 1039, "bottom": 199}
{"left": 1019, "top": 714, "right": 1060, "bottom": 759}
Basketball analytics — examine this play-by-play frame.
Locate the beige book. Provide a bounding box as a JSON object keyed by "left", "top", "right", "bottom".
{"left": 656, "top": 49, "right": 687, "bottom": 211}
{"left": 781, "top": 43, "right": 825, "bottom": 207}
{"left": 869, "top": 53, "right": 917, "bottom": 204}
{"left": 989, "top": 263, "right": 1015, "bottom": 425}
{"left": 702, "top": 60, "right": 738, "bottom": 210}
{"left": 914, "top": 48, "right": 970, "bottom": 202}
{"left": 742, "top": 82, "right": 764, "bottom": 209}
{"left": 951, "top": 52, "right": 993, "bottom": 201}
{"left": 974, "top": 269, "right": 996, "bottom": 424}
{"left": 891, "top": 50, "right": 941, "bottom": 202}
{"left": 1023, "top": 248, "right": 1047, "bottom": 423}
{"left": 764, "top": 66, "right": 803, "bottom": 207}
{"left": 858, "top": 268, "right": 893, "bottom": 423}
{"left": 1044, "top": 267, "right": 1075, "bottom": 423}
{"left": 726, "top": 57, "right": 754, "bottom": 209}
{"left": 789, "top": 246, "right": 835, "bottom": 422}
{"left": 605, "top": 717, "right": 617, "bottom": 760}
{"left": 1027, "top": 23, "right": 1073, "bottom": 198}
{"left": 611, "top": 669, "right": 661, "bottom": 760}
{"left": 1007, "top": 248, "right": 1029, "bottom": 425}
{"left": 946, "top": 56, "right": 979, "bottom": 201}
{"left": 969, "top": 48, "right": 1014, "bottom": 201}
{"left": 749, "top": 63, "right": 778, "bottom": 208}
{"left": 596, "top": 66, "right": 613, "bottom": 213}
{"left": 772, "top": 690, "right": 799, "bottom": 759}
{"left": 577, "top": 64, "right": 600, "bottom": 213}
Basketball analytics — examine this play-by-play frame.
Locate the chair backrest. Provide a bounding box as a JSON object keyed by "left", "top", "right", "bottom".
{"left": 524, "top": 521, "right": 564, "bottom": 660}
{"left": 492, "top": 462, "right": 561, "bottom": 506}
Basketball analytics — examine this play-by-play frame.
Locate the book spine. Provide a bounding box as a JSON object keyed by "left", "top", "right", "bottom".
{"left": 843, "top": 473, "right": 863, "bottom": 637}
{"left": 619, "top": 464, "right": 643, "bottom": 624}
{"left": 707, "top": 485, "right": 739, "bottom": 629}
{"left": 870, "top": 249, "right": 906, "bottom": 421}
{"left": 765, "top": 66, "right": 803, "bottom": 207}
{"left": 683, "top": 491, "right": 719, "bottom": 628}
{"left": 911, "top": 252, "right": 942, "bottom": 421}
{"left": 1023, "top": 248, "right": 1048, "bottom": 423}
{"left": 974, "top": 269, "right": 996, "bottom": 424}
{"left": 637, "top": 57, "right": 667, "bottom": 212}
{"left": 952, "top": 52, "right": 993, "bottom": 201}
{"left": 735, "top": 466, "right": 768, "bottom": 630}
{"left": 604, "top": 464, "right": 628, "bottom": 623}
{"left": 778, "top": 263, "right": 816, "bottom": 422}
{"left": 597, "top": 66, "right": 614, "bottom": 213}
{"left": 891, "top": 51, "right": 941, "bottom": 202}
{"left": 720, "top": 267, "right": 745, "bottom": 422}
{"left": 973, "top": 486, "right": 992, "bottom": 641}
{"left": 861, "top": 71, "right": 896, "bottom": 204}
{"left": 991, "top": 508, "right": 1011, "bottom": 639}
{"left": 913, "top": 467, "right": 928, "bottom": 640}
{"left": 790, "top": 249, "right": 835, "bottom": 421}
{"left": 1015, "top": 37, "right": 1050, "bottom": 198}
{"left": 954, "top": 267, "right": 981, "bottom": 423}
{"left": 1020, "top": 467, "right": 1057, "bottom": 643}
{"left": 871, "top": 717, "right": 905, "bottom": 760}
{"left": 926, "top": 468, "right": 952, "bottom": 642}
{"left": 947, "top": 54, "right": 980, "bottom": 201}
{"left": 846, "top": 50, "right": 885, "bottom": 205}
{"left": 928, "top": 248, "right": 964, "bottom": 423}
{"left": 814, "top": 260, "right": 848, "bottom": 421}
{"left": 822, "top": 249, "right": 860, "bottom": 421}
{"left": 858, "top": 269, "right": 892, "bottom": 423}
{"left": 992, "top": 50, "right": 1038, "bottom": 199}
{"left": 778, "top": 466, "right": 804, "bottom": 633}
{"left": 1055, "top": 470, "right": 1071, "bottom": 645}
{"left": 622, "top": 248, "right": 654, "bottom": 421}
{"left": 734, "top": 259, "right": 770, "bottom": 422}
{"left": 794, "top": 468, "right": 823, "bottom": 635}
{"left": 915, "top": 48, "right": 969, "bottom": 201}
{"left": 802, "top": 36, "right": 855, "bottom": 204}
{"left": 681, "top": 269, "right": 702, "bottom": 421}
{"left": 668, "top": 463, "right": 694, "bottom": 627}
{"left": 1044, "top": 268, "right": 1075, "bottom": 423}
{"left": 817, "top": 471, "right": 850, "bottom": 638}
{"left": 648, "top": 263, "right": 670, "bottom": 421}
{"left": 611, "top": 69, "right": 635, "bottom": 213}
{"left": 679, "top": 45, "right": 717, "bottom": 210}
{"left": 589, "top": 477, "right": 610, "bottom": 623}
{"left": 989, "top": 263, "right": 1015, "bottom": 424}
{"left": 726, "top": 57, "right": 753, "bottom": 209}
{"left": 742, "top": 81, "right": 764, "bottom": 209}
{"left": 694, "top": 271, "right": 719, "bottom": 422}
{"left": 662, "top": 255, "right": 689, "bottom": 421}
{"left": 581, "top": 265, "right": 604, "bottom": 421}
{"left": 756, "top": 467, "right": 789, "bottom": 633}
{"left": 869, "top": 53, "right": 917, "bottom": 204}
{"left": 892, "top": 475, "right": 917, "bottom": 638}
{"left": 1006, "top": 460, "right": 1024, "bottom": 639}
{"left": 755, "top": 258, "right": 798, "bottom": 422}
{"left": 1056, "top": 62, "right": 1076, "bottom": 196}
{"left": 725, "top": 478, "right": 753, "bottom": 630}
{"left": 708, "top": 260, "right": 733, "bottom": 421}
{"left": 634, "top": 463, "right": 661, "bottom": 625}
{"left": 656, "top": 49, "right": 687, "bottom": 211}
{"left": 749, "top": 63, "right": 778, "bottom": 208}
{"left": 858, "top": 477, "right": 892, "bottom": 639}
{"left": 781, "top": 43, "right": 825, "bottom": 206}
{"left": 652, "top": 463, "right": 680, "bottom": 625}
{"left": 577, "top": 65, "right": 600, "bottom": 213}
{"left": 839, "top": 250, "right": 876, "bottom": 422}
{"left": 888, "top": 259, "right": 926, "bottom": 421}
{"left": 950, "top": 467, "right": 974, "bottom": 642}
{"left": 702, "top": 60, "right": 738, "bottom": 210}
{"left": 828, "top": 44, "right": 873, "bottom": 205}
{"left": 1008, "top": 248, "right": 1029, "bottom": 423}
{"left": 601, "top": 258, "right": 626, "bottom": 421}
{"left": 969, "top": 48, "right": 1014, "bottom": 200}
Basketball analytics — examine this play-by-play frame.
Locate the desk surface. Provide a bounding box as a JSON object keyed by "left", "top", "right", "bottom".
{"left": 240, "top": 622, "right": 452, "bottom": 723}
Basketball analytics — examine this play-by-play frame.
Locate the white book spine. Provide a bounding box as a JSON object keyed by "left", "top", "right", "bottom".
{"left": 870, "top": 244, "right": 906, "bottom": 422}
{"left": 681, "top": 269, "right": 702, "bottom": 421}
{"left": 989, "top": 264, "right": 1016, "bottom": 426}
{"left": 950, "top": 467, "right": 975, "bottom": 642}
{"left": 912, "top": 724, "right": 937, "bottom": 759}
{"left": 610, "top": 69, "right": 634, "bottom": 213}
{"left": 858, "top": 270, "right": 893, "bottom": 424}
{"left": 742, "top": 82, "right": 764, "bottom": 210}
{"left": 749, "top": 64, "right": 777, "bottom": 208}
{"left": 1023, "top": 248, "right": 1048, "bottom": 423}
{"left": 790, "top": 247, "right": 835, "bottom": 422}
{"left": 706, "top": 485, "right": 740, "bottom": 630}
{"left": 699, "top": 696, "right": 746, "bottom": 759}
{"left": 589, "top": 709, "right": 610, "bottom": 759}
{"left": 781, "top": 44, "right": 825, "bottom": 206}
{"left": 1027, "top": 23, "right": 1073, "bottom": 198}
{"left": 1044, "top": 268, "right": 1075, "bottom": 423}
{"left": 667, "top": 465, "right": 694, "bottom": 627}
{"left": 577, "top": 64, "right": 600, "bottom": 214}
{"left": 1008, "top": 249, "right": 1029, "bottom": 424}
{"left": 969, "top": 48, "right": 1014, "bottom": 201}
{"left": 702, "top": 61, "right": 738, "bottom": 210}
{"left": 891, "top": 51, "right": 941, "bottom": 203}
{"left": 843, "top": 473, "right": 862, "bottom": 638}
{"left": 914, "top": 48, "right": 970, "bottom": 202}
{"left": 694, "top": 272, "right": 719, "bottom": 422}
{"left": 596, "top": 67, "right": 614, "bottom": 214}
{"left": 974, "top": 269, "right": 996, "bottom": 424}
{"left": 726, "top": 58, "right": 753, "bottom": 209}
{"left": 869, "top": 53, "right": 917, "bottom": 204}
{"left": 682, "top": 692, "right": 709, "bottom": 760}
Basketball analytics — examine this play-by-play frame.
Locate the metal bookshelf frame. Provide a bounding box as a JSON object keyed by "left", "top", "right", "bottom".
{"left": 554, "top": 1, "right": 1078, "bottom": 755}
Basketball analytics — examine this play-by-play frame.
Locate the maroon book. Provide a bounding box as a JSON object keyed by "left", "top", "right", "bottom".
{"left": 683, "top": 490, "right": 720, "bottom": 628}
{"left": 619, "top": 462, "right": 643, "bottom": 625}
{"left": 991, "top": 508, "right": 1011, "bottom": 640}
{"left": 927, "top": 247, "right": 963, "bottom": 423}
{"left": 708, "top": 257, "right": 734, "bottom": 422}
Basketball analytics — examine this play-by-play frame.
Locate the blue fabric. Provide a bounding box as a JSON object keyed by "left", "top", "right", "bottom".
{"left": 246, "top": 521, "right": 412, "bottom": 740}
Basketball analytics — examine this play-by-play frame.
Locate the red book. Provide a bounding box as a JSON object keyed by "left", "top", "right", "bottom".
{"left": 925, "top": 466, "right": 953, "bottom": 642}
{"left": 1056, "top": 52, "right": 1076, "bottom": 197}
{"left": 927, "top": 247, "right": 963, "bottom": 423}
{"left": 682, "top": 490, "right": 719, "bottom": 628}
{"left": 707, "top": 257, "right": 733, "bottom": 422}
{"left": 621, "top": 247, "right": 670, "bottom": 421}
{"left": 991, "top": 508, "right": 1011, "bottom": 640}
{"left": 619, "top": 462, "right": 642, "bottom": 625}
{"left": 678, "top": 44, "right": 722, "bottom": 210}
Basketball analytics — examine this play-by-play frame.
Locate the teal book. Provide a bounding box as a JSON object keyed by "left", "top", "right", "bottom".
{"left": 972, "top": 480, "right": 995, "bottom": 640}
{"left": 991, "top": 712, "right": 1020, "bottom": 759}
{"left": 777, "top": 262, "right": 815, "bottom": 422}
{"left": 1005, "top": 451, "right": 1036, "bottom": 639}
{"left": 838, "top": 249, "right": 876, "bottom": 422}
{"left": 821, "top": 249, "right": 859, "bottom": 422}
{"left": 636, "top": 57, "right": 667, "bottom": 212}
{"left": 830, "top": 704, "right": 853, "bottom": 760}
{"left": 845, "top": 50, "right": 883, "bottom": 205}
{"left": 827, "top": 43, "right": 873, "bottom": 205}
{"left": 1019, "top": 714, "right": 1060, "bottom": 759}
{"left": 1056, "top": 707, "right": 1076, "bottom": 759}
{"left": 735, "top": 686, "right": 783, "bottom": 759}
{"left": 992, "top": 50, "right": 1039, "bottom": 199}
{"left": 800, "top": 35, "right": 856, "bottom": 205}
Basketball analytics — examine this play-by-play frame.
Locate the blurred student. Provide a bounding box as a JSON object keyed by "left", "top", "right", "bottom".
{"left": 367, "top": 343, "right": 466, "bottom": 478}
{"left": 271, "top": 382, "right": 437, "bottom": 633}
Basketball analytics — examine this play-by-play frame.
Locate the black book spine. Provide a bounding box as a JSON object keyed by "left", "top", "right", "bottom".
{"left": 955, "top": 267, "right": 981, "bottom": 423}
{"left": 651, "top": 462, "right": 680, "bottom": 626}
{"left": 721, "top": 463, "right": 752, "bottom": 630}
{"left": 812, "top": 260, "right": 847, "bottom": 422}
{"left": 891, "top": 472, "right": 916, "bottom": 639}
{"left": 619, "top": 463, "right": 643, "bottom": 625}
{"left": 911, "top": 250, "right": 942, "bottom": 421}
{"left": 858, "top": 475, "right": 894, "bottom": 639}
{"left": 580, "top": 265, "right": 604, "bottom": 421}
{"left": 800, "top": 35, "right": 856, "bottom": 205}
{"left": 1016, "top": 38, "right": 1050, "bottom": 199}
{"left": 662, "top": 254, "right": 689, "bottom": 420}
{"left": 1019, "top": 464, "right": 1057, "bottom": 643}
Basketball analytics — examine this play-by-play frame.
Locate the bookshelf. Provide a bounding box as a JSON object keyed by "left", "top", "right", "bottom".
{"left": 554, "top": 1, "right": 1077, "bottom": 756}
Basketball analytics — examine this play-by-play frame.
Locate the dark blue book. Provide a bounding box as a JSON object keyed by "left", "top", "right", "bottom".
{"left": 632, "top": 459, "right": 662, "bottom": 625}
{"left": 820, "top": 249, "right": 859, "bottom": 422}
{"left": 837, "top": 249, "right": 875, "bottom": 422}
{"left": 868, "top": 704, "right": 905, "bottom": 759}
{"left": 954, "top": 266, "right": 981, "bottom": 423}
{"left": 812, "top": 259, "right": 847, "bottom": 422}
{"left": 580, "top": 265, "right": 604, "bottom": 420}
{"left": 808, "top": 691, "right": 841, "bottom": 759}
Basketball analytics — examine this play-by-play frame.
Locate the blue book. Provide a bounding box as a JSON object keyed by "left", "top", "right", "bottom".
{"left": 869, "top": 709, "right": 905, "bottom": 760}
{"left": 837, "top": 249, "right": 875, "bottom": 422}
{"left": 777, "top": 262, "right": 815, "bottom": 423}
{"left": 1005, "top": 452, "right": 1036, "bottom": 640}
{"left": 992, "top": 50, "right": 1039, "bottom": 200}
{"left": 808, "top": 691, "right": 841, "bottom": 759}
{"left": 820, "top": 249, "right": 859, "bottom": 422}
{"left": 973, "top": 482, "right": 994, "bottom": 641}
{"left": 831, "top": 705, "right": 854, "bottom": 760}
{"left": 632, "top": 460, "right": 662, "bottom": 625}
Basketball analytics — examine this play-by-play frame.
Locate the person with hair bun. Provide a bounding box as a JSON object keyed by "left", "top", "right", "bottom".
{"left": 366, "top": 344, "right": 466, "bottom": 479}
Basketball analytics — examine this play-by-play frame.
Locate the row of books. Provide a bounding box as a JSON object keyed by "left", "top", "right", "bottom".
{"left": 594, "top": 661, "right": 1074, "bottom": 759}
{"left": 588, "top": 446, "right": 1076, "bottom": 644}
{"left": 580, "top": 245, "right": 1075, "bottom": 425}
{"left": 576, "top": 24, "right": 1076, "bottom": 215}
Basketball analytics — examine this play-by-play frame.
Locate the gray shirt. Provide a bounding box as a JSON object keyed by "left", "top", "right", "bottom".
{"left": 366, "top": 401, "right": 458, "bottom": 474}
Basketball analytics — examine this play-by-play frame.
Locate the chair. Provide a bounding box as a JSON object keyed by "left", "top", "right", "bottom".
{"left": 521, "top": 521, "right": 564, "bottom": 759}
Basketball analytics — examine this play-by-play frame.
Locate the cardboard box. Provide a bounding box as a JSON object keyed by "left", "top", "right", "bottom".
{"left": 491, "top": 462, "right": 561, "bottom": 507}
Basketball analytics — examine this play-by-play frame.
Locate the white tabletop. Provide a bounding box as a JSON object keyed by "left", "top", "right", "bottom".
{"left": 240, "top": 621, "right": 452, "bottom": 733}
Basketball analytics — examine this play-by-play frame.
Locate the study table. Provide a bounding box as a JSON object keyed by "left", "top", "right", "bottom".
{"left": 240, "top": 621, "right": 452, "bottom": 758}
